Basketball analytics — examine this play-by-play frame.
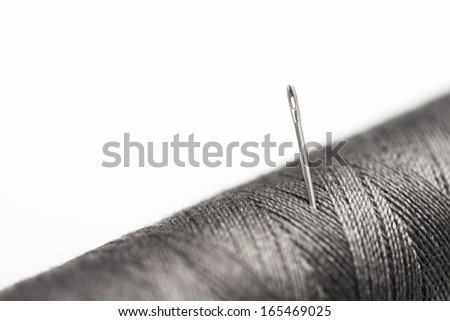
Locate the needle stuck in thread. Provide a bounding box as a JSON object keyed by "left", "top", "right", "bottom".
{"left": 286, "top": 85, "right": 317, "bottom": 209}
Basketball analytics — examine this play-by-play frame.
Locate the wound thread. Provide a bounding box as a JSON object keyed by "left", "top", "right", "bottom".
{"left": 1, "top": 95, "right": 449, "bottom": 300}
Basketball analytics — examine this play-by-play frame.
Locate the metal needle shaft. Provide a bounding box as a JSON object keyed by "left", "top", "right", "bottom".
{"left": 286, "top": 85, "right": 317, "bottom": 209}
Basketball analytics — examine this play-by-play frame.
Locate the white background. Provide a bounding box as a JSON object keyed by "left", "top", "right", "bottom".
{"left": 1, "top": 0, "right": 450, "bottom": 290}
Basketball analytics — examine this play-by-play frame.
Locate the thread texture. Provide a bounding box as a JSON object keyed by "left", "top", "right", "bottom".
{"left": 1, "top": 95, "right": 450, "bottom": 300}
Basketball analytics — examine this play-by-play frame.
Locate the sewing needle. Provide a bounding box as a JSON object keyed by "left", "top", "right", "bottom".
{"left": 286, "top": 85, "right": 317, "bottom": 209}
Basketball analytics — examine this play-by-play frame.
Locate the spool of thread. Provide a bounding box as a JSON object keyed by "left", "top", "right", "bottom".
{"left": 1, "top": 94, "right": 449, "bottom": 300}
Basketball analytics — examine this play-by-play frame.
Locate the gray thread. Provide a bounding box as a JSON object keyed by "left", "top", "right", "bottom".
{"left": 1, "top": 95, "right": 449, "bottom": 300}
